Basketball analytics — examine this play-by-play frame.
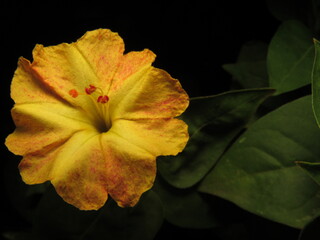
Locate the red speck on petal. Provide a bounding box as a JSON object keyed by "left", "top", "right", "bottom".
{"left": 69, "top": 89, "right": 78, "bottom": 98}
{"left": 97, "top": 95, "right": 109, "bottom": 103}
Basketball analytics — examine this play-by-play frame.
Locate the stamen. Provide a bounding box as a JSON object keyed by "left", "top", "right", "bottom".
{"left": 85, "top": 84, "right": 97, "bottom": 95}
{"left": 97, "top": 95, "right": 109, "bottom": 104}
{"left": 69, "top": 89, "right": 79, "bottom": 98}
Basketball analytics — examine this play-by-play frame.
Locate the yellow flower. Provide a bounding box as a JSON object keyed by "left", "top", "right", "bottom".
{"left": 5, "top": 29, "right": 189, "bottom": 210}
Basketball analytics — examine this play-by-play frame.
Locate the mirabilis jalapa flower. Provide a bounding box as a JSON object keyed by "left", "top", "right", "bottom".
{"left": 5, "top": 29, "right": 189, "bottom": 210}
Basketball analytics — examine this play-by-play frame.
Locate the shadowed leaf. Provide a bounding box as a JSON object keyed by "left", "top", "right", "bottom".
{"left": 267, "top": 20, "right": 313, "bottom": 95}
{"left": 158, "top": 89, "right": 274, "bottom": 188}
{"left": 223, "top": 41, "right": 269, "bottom": 89}
{"left": 153, "top": 176, "right": 218, "bottom": 229}
{"left": 34, "top": 187, "right": 163, "bottom": 240}
{"left": 199, "top": 96, "right": 320, "bottom": 229}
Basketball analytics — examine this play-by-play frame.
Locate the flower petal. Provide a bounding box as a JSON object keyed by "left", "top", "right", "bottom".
{"left": 31, "top": 29, "right": 124, "bottom": 109}
{"left": 100, "top": 132, "right": 156, "bottom": 207}
{"left": 109, "top": 67, "right": 189, "bottom": 120}
{"left": 110, "top": 118, "right": 189, "bottom": 156}
{"left": 108, "top": 49, "right": 156, "bottom": 93}
{"left": 50, "top": 131, "right": 108, "bottom": 210}
{"left": 75, "top": 29, "right": 125, "bottom": 91}
{"left": 18, "top": 142, "right": 62, "bottom": 185}
{"left": 5, "top": 103, "right": 93, "bottom": 156}
{"left": 47, "top": 130, "right": 155, "bottom": 210}
{"left": 11, "top": 57, "right": 63, "bottom": 104}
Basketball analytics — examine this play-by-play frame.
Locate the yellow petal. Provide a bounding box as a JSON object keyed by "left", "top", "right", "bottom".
{"left": 31, "top": 29, "right": 124, "bottom": 110}
{"left": 18, "top": 131, "right": 108, "bottom": 210}
{"left": 49, "top": 130, "right": 155, "bottom": 210}
{"left": 109, "top": 67, "right": 189, "bottom": 120}
{"left": 75, "top": 29, "right": 125, "bottom": 91}
{"left": 18, "top": 142, "right": 62, "bottom": 185}
{"left": 5, "top": 103, "right": 93, "bottom": 156}
{"left": 100, "top": 131, "right": 156, "bottom": 207}
{"left": 110, "top": 118, "right": 189, "bottom": 156}
{"left": 108, "top": 49, "right": 156, "bottom": 93}
{"left": 50, "top": 131, "right": 108, "bottom": 210}
{"left": 11, "top": 57, "right": 63, "bottom": 104}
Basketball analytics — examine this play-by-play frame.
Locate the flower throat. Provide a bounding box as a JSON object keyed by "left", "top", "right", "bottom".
{"left": 69, "top": 85, "right": 110, "bottom": 132}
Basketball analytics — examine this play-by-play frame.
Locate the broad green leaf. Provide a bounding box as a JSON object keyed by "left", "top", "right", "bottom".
{"left": 223, "top": 41, "right": 269, "bottom": 89}
{"left": 153, "top": 176, "right": 218, "bottom": 229}
{"left": 312, "top": 39, "right": 320, "bottom": 127}
{"left": 297, "top": 161, "right": 320, "bottom": 186}
{"left": 158, "top": 89, "right": 274, "bottom": 189}
{"left": 199, "top": 96, "right": 320, "bottom": 229}
{"left": 34, "top": 186, "right": 163, "bottom": 240}
{"left": 299, "top": 216, "right": 320, "bottom": 240}
{"left": 267, "top": 20, "right": 313, "bottom": 95}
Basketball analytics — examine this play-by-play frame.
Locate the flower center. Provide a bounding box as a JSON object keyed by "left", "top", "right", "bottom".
{"left": 69, "top": 84, "right": 111, "bottom": 132}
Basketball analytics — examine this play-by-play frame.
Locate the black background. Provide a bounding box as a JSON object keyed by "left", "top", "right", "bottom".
{"left": 0, "top": 0, "right": 302, "bottom": 239}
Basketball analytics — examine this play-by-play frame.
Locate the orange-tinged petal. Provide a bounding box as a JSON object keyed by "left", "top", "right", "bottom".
{"left": 108, "top": 49, "right": 156, "bottom": 93}
{"left": 100, "top": 132, "right": 156, "bottom": 207}
{"left": 110, "top": 118, "right": 189, "bottom": 157}
{"left": 19, "top": 142, "right": 63, "bottom": 185}
{"left": 18, "top": 130, "right": 108, "bottom": 210}
{"left": 31, "top": 29, "right": 124, "bottom": 110}
{"left": 109, "top": 67, "right": 189, "bottom": 120}
{"left": 5, "top": 103, "right": 93, "bottom": 156}
{"left": 11, "top": 57, "right": 63, "bottom": 104}
{"left": 75, "top": 29, "right": 125, "bottom": 91}
{"left": 41, "top": 130, "right": 155, "bottom": 210}
{"left": 50, "top": 131, "right": 108, "bottom": 210}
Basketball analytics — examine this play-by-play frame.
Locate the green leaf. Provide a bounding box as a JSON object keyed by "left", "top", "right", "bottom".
{"left": 199, "top": 96, "right": 320, "bottom": 229}
{"left": 267, "top": 20, "right": 313, "bottom": 95}
{"left": 34, "top": 186, "right": 163, "bottom": 240}
{"left": 299, "top": 216, "right": 320, "bottom": 240}
{"left": 153, "top": 176, "right": 218, "bottom": 229}
{"left": 297, "top": 161, "right": 320, "bottom": 186}
{"left": 312, "top": 39, "right": 320, "bottom": 127}
{"left": 158, "top": 88, "right": 274, "bottom": 189}
{"left": 223, "top": 41, "right": 269, "bottom": 89}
